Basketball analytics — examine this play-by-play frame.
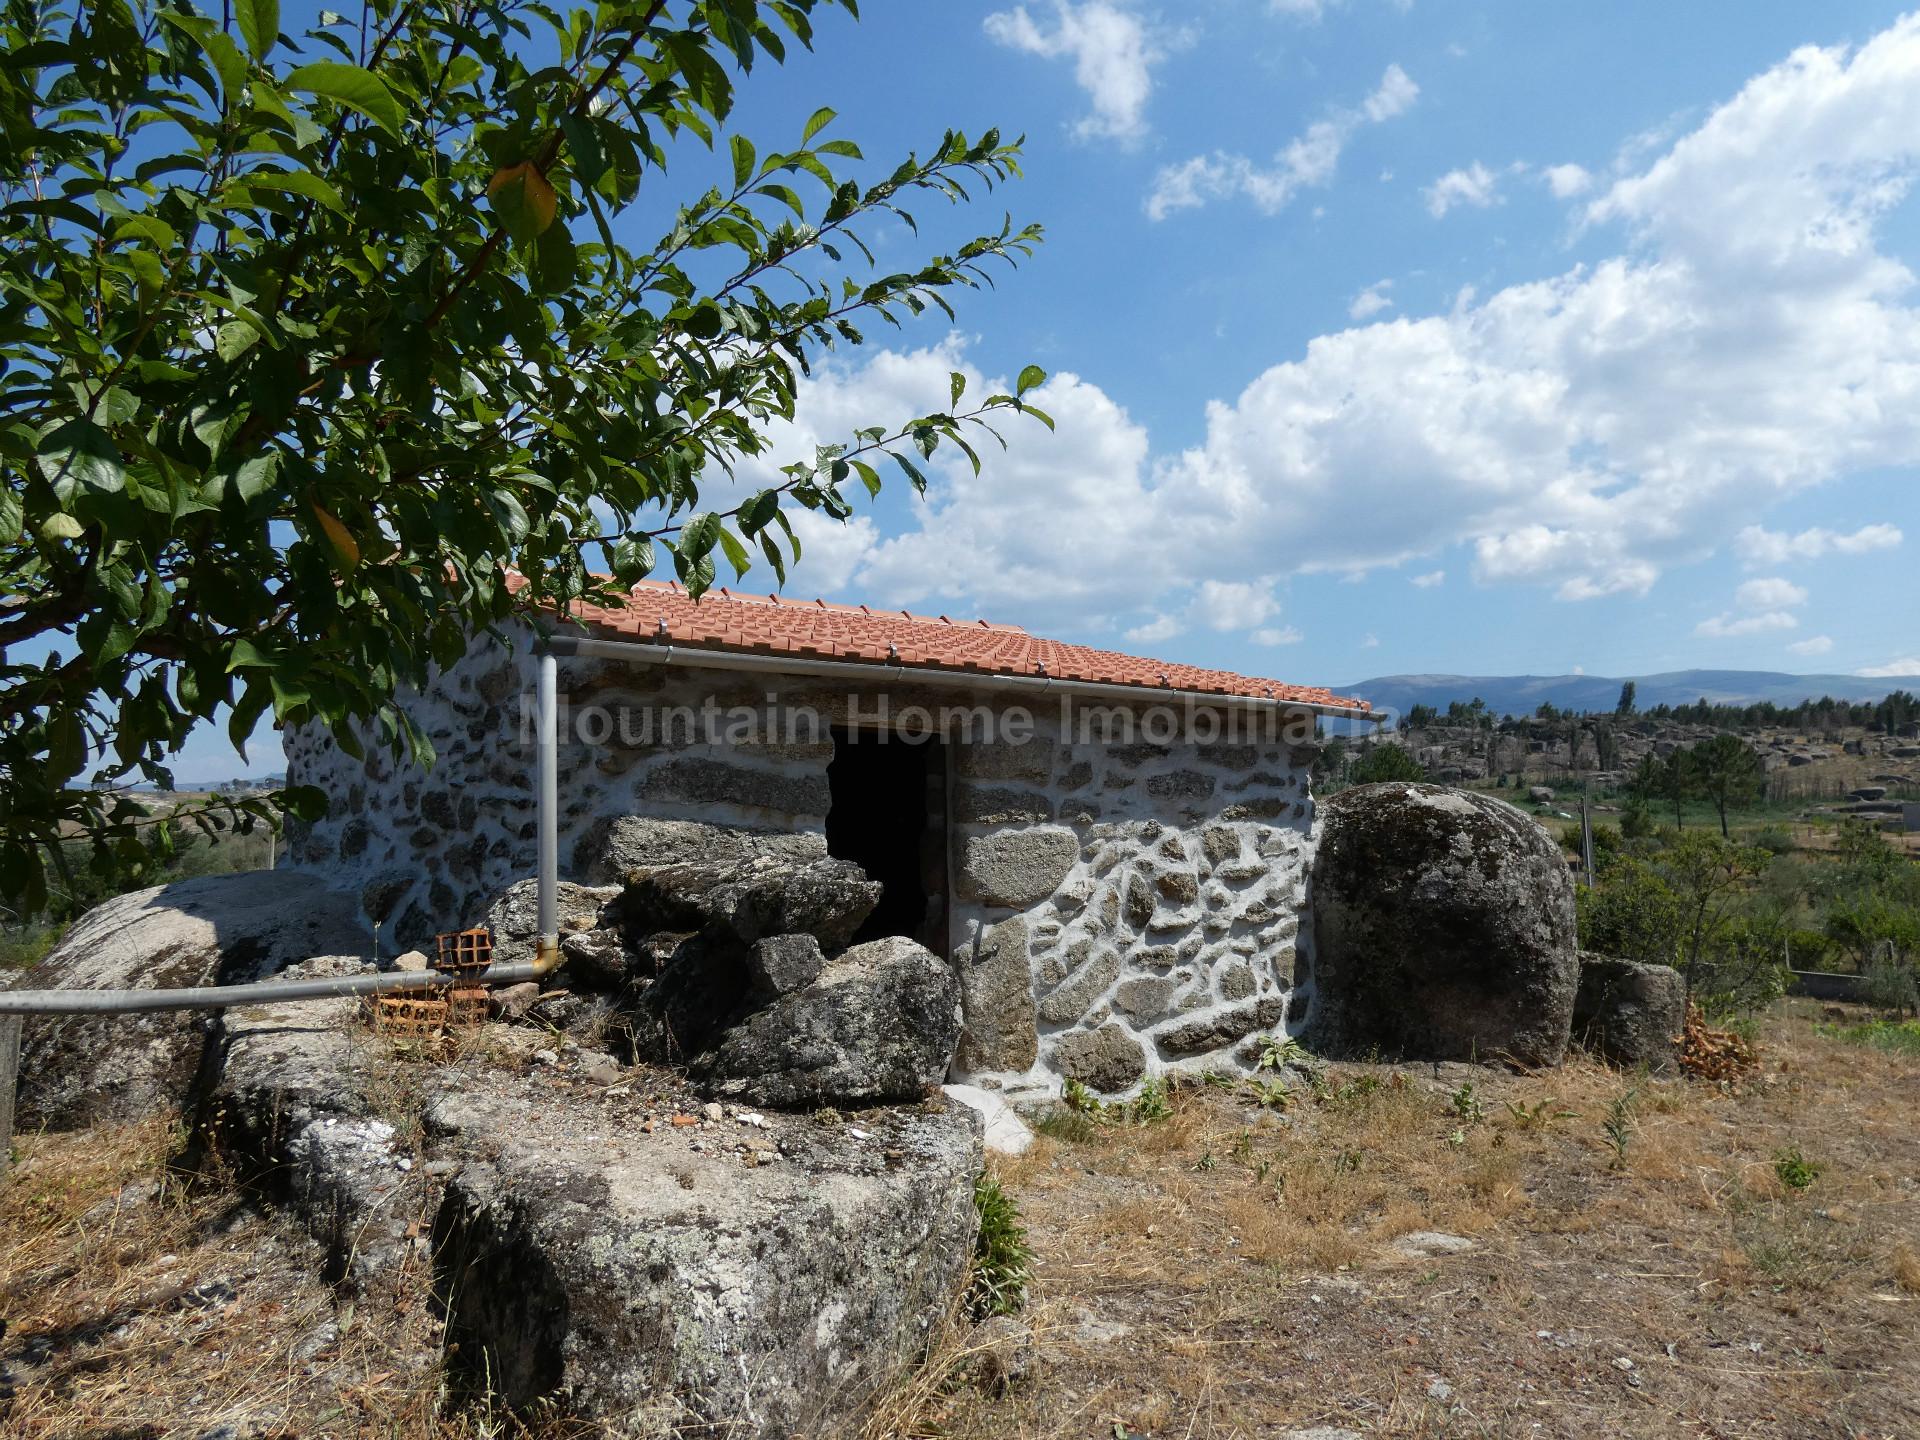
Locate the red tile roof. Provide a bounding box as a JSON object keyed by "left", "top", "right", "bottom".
{"left": 545, "top": 578, "right": 1370, "bottom": 715}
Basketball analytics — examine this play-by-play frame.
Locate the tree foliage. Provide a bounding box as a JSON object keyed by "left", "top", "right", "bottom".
{"left": 1349, "top": 741, "right": 1427, "bottom": 786}
{"left": 0, "top": 0, "right": 1050, "bottom": 910}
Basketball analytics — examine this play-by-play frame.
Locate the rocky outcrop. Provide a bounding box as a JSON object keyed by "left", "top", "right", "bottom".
{"left": 13, "top": 871, "right": 370, "bottom": 1130}
{"left": 616, "top": 851, "right": 880, "bottom": 952}
{"left": 191, "top": 994, "right": 984, "bottom": 1439}
{"left": 483, "top": 878, "right": 622, "bottom": 968}
{"left": 694, "top": 937, "right": 961, "bottom": 1108}
{"left": 1308, "top": 783, "right": 1579, "bottom": 1067}
{"left": 575, "top": 815, "right": 830, "bottom": 884}
{"left": 1571, "top": 954, "right": 1685, "bottom": 1073}
{"left": 429, "top": 1085, "right": 979, "bottom": 1440}
{"left": 189, "top": 969, "right": 420, "bottom": 1283}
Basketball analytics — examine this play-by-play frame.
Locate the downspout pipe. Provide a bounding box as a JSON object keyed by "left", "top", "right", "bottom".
{"left": 535, "top": 645, "right": 561, "bottom": 976}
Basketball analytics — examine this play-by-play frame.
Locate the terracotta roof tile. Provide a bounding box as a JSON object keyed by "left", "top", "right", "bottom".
{"left": 535, "top": 577, "right": 1369, "bottom": 714}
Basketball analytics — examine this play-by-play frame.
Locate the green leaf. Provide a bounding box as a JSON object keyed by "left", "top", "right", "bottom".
{"left": 277, "top": 784, "right": 329, "bottom": 822}
{"left": 717, "top": 525, "right": 750, "bottom": 579}
{"left": 217, "top": 321, "right": 262, "bottom": 361}
{"left": 36, "top": 420, "right": 125, "bottom": 497}
{"left": 949, "top": 370, "right": 966, "bottom": 408}
{"left": 285, "top": 62, "right": 403, "bottom": 136}
{"left": 233, "top": 450, "right": 280, "bottom": 501}
{"left": 1016, "top": 364, "right": 1046, "bottom": 397}
{"left": 801, "top": 105, "right": 835, "bottom": 143}
{"left": 39, "top": 512, "right": 85, "bottom": 541}
{"left": 679, "top": 511, "right": 721, "bottom": 559}
{"left": 241, "top": 170, "right": 347, "bottom": 216}
{"left": 0, "top": 487, "right": 21, "bottom": 544}
{"left": 236, "top": 0, "right": 278, "bottom": 60}
{"left": 730, "top": 133, "right": 755, "bottom": 190}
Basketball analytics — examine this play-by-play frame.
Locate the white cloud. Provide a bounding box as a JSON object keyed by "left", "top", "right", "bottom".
{"left": 1695, "top": 575, "right": 1808, "bottom": 639}
{"left": 1789, "top": 635, "right": 1835, "bottom": 657}
{"left": 733, "top": 18, "right": 1920, "bottom": 643}
{"left": 1192, "top": 578, "right": 1282, "bottom": 630}
{"left": 781, "top": 510, "right": 880, "bottom": 594}
{"left": 1735, "top": 522, "right": 1904, "bottom": 565}
{"left": 1363, "top": 63, "right": 1420, "bottom": 122}
{"left": 1734, "top": 576, "right": 1809, "bottom": 610}
{"left": 1348, "top": 279, "right": 1395, "bottom": 320}
{"left": 984, "top": 1, "right": 1164, "bottom": 144}
{"left": 1361, "top": 633, "right": 1381, "bottom": 648}
{"left": 1424, "top": 161, "right": 1500, "bottom": 217}
{"left": 1147, "top": 65, "right": 1417, "bottom": 219}
{"left": 1696, "top": 610, "right": 1798, "bottom": 639}
{"left": 1543, "top": 163, "right": 1592, "bottom": 198}
{"left": 1252, "top": 625, "right": 1305, "bottom": 646}
{"left": 1858, "top": 657, "right": 1920, "bottom": 677}
{"left": 1124, "top": 613, "right": 1183, "bottom": 644}
{"left": 1410, "top": 570, "right": 1445, "bottom": 588}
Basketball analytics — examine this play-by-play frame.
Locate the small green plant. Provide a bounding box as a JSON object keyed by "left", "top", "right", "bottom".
{"left": 968, "top": 1173, "right": 1034, "bottom": 1320}
{"left": 1062, "top": 1078, "right": 1104, "bottom": 1115}
{"left": 1247, "top": 1078, "right": 1292, "bottom": 1111}
{"left": 1449, "top": 1082, "right": 1486, "bottom": 1125}
{"left": 1032, "top": 1107, "right": 1102, "bottom": 1145}
{"left": 1122, "top": 1075, "right": 1174, "bottom": 1124}
{"left": 1504, "top": 1097, "right": 1579, "bottom": 1130}
{"left": 1257, "top": 1035, "right": 1309, "bottom": 1073}
{"left": 1774, "top": 1146, "right": 1821, "bottom": 1191}
{"left": 1603, "top": 1087, "right": 1640, "bottom": 1169}
{"left": 1191, "top": 1150, "right": 1217, "bottom": 1173}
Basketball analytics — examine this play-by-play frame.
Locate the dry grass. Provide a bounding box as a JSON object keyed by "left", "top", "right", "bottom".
{"left": 909, "top": 1001, "right": 1920, "bottom": 1440}
{"left": 5, "top": 1002, "right": 1916, "bottom": 1439}
{"left": 0, "top": 1114, "right": 498, "bottom": 1439}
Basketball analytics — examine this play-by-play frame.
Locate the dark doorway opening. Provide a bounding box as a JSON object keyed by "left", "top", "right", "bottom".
{"left": 826, "top": 728, "right": 947, "bottom": 951}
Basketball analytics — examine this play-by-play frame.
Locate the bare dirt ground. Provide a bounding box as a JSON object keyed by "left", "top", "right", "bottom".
{"left": 895, "top": 1002, "right": 1920, "bottom": 1440}
{"left": 1, "top": 1003, "right": 1914, "bottom": 1439}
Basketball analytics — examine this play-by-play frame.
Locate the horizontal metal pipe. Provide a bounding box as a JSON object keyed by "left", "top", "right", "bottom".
{"left": 0, "top": 962, "right": 548, "bottom": 1016}
{"left": 547, "top": 631, "right": 1370, "bottom": 720}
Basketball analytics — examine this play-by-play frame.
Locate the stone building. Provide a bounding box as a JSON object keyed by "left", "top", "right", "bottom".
{"left": 284, "top": 581, "right": 1369, "bottom": 1095}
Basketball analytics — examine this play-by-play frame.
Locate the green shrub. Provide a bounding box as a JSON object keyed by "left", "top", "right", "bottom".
{"left": 1816, "top": 1018, "right": 1920, "bottom": 1056}
{"left": 968, "top": 1173, "right": 1033, "bottom": 1319}
{"left": 1774, "top": 1146, "right": 1821, "bottom": 1191}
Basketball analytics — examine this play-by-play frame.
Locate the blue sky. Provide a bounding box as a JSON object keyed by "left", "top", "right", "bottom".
{"left": 692, "top": 3, "right": 1920, "bottom": 678}
{"left": 177, "top": 0, "right": 1920, "bottom": 777}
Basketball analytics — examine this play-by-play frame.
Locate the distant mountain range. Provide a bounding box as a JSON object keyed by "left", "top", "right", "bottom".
{"left": 1341, "top": 669, "right": 1920, "bottom": 721}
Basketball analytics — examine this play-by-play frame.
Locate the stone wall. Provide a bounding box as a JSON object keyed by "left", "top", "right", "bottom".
{"left": 944, "top": 726, "right": 1314, "bottom": 1098}
{"left": 284, "top": 626, "right": 1319, "bottom": 1095}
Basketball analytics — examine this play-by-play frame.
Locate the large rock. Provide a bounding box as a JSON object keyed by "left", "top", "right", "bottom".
{"left": 1571, "top": 954, "right": 1685, "bottom": 1073}
{"left": 575, "top": 816, "right": 879, "bottom": 950}
{"left": 1308, "top": 784, "right": 1579, "bottom": 1067}
{"left": 13, "top": 871, "right": 370, "bottom": 1129}
{"left": 187, "top": 967, "right": 418, "bottom": 1283}
{"left": 573, "top": 815, "right": 829, "bottom": 884}
{"left": 188, "top": 994, "right": 984, "bottom": 1438}
{"left": 694, "top": 936, "right": 962, "bottom": 1108}
{"left": 427, "top": 1083, "right": 980, "bottom": 1439}
{"left": 956, "top": 826, "right": 1078, "bottom": 907}
{"left": 482, "top": 878, "right": 622, "bottom": 966}
{"left": 951, "top": 917, "right": 1039, "bottom": 1076}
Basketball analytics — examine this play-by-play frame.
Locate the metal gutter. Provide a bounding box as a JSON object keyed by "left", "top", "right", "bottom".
{"left": 544, "top": 631, "right": 1373, "bottom": 720}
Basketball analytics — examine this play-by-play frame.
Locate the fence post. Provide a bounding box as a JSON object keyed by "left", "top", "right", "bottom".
{"left": 0, "top": 1014, "right": 19, "bottom": 1185}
